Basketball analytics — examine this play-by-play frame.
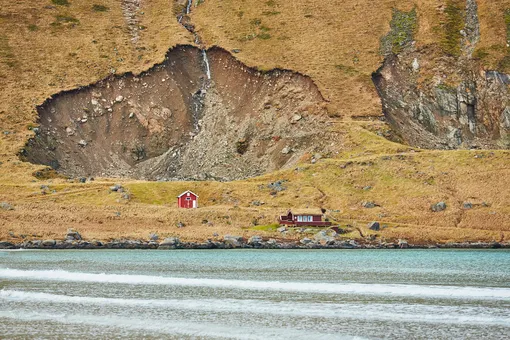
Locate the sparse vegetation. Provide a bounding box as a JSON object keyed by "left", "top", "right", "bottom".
{"left": 440, "top": 0, "right": 464, "bottom": 56}
{"left": 0, "top": 0, "right": 510, "bottom": 245}
{"left": 52, "top": 0, "right": 70, "bottom": 6}
{"left": 28, "top": 24, "right": 39, "bottom": 32}
{"left": 380, "top": 8, "right": 418, "bottom": 55}
{"left": 92, "top": 4, "right": 109, "bottom": 12}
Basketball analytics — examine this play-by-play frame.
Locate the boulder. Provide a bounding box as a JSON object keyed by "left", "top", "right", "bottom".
{"left": 66, "top": 229, "right": 82, "bottom": 241}
{"left": 159, "top": 237, "right": 180, "bottom": 249}
{"left": 314, "top": 230, "right": 334, "bottom": 243}
{"left": 149, "top": 233, "right": 159, "bottom": 241}
{"left": 362, "top": 201, "right": 377, "bottom": 208}
{"left": 224, "top": 235, "right": 244, "bottom": 248}
{"left": 110, "top": 184, "right": 123, "bottom": 192}
{"left": 368, "top": 221, "right": 380, "bottom": 231}
{"left": 463, "top": 202, "right": 473, "bottom": 210}
{"left": 431, "top": 202, "right": 447, "bottom": 212}
{"left": 300, "top": 238, "right": 313, "bottom": 245}
{"left": 0, "top": 202, "right": 14, "bottom": 211}
{"left": 42, "top": 239, "right": 56, "bottom": 247}
{"left": 248, "top": 235, "right": 263, "bottom": 245}
{"left": 398, "top": 239, "right": 409, "bottom": 249}
{"left": 0, "top": 241, "right": 15, "bottom": 249}
{"left": 277, "top": 226, "right": 287, "bottom": 233}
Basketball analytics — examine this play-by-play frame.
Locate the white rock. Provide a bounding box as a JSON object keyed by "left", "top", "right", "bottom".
{"left": 412, "top": 58, "right": 420, "bottom": 71}
{"left": 115, "top": 95, "right": 124, "bottom": 102}
{"left": 78, "top": 140, "right": 87, "bottom": 147}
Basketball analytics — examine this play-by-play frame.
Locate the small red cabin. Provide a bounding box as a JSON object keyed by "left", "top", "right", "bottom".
{"left": 278, "top": 210, "right": 331, "bottom": 227}
{"left": 177, "top": 190, "right": 198, "bottom": 209}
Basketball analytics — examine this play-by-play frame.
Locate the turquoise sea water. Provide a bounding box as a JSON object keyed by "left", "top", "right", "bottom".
{"left": 0, "top": 249, "right": 509, "bottom": 339}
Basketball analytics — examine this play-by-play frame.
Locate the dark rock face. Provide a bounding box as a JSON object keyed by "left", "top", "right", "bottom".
{"left": 372, "top": 2, "right": 510, "bottom": 150}
{"left": 21, "top": 46, "right": 335, "bottom": 181}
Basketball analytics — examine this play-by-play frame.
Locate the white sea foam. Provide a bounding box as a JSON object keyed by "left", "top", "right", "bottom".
{"left": 1, "top": 268, "right": 510, "bottom": 300}
{"left": 0, "top": 310, "right": 350, "bottom": 340}
{"left": 1, "top": 290, "right": 509, "bottom": 326}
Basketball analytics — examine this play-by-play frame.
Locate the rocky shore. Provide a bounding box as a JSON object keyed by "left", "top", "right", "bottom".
{"left": 0, "top": 237, "right": 507, "bottom": 251}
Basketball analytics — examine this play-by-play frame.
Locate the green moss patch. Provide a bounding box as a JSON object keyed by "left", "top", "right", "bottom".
{"left": 380, "top": 8, "right": 418, "bottom": 56}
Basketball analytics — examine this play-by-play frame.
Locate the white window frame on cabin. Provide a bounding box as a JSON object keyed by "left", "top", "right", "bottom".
{"left": 297, "top": 216, "right": 303, "bottom": 222}
{"left": 308, "top": 216, "right": 313, "bottom": 222}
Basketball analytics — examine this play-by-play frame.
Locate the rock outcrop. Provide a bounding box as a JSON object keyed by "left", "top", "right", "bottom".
{"left": 373, "top": 4, "right": 510, "bottom": 149}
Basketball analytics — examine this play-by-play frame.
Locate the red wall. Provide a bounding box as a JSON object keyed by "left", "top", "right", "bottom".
{"left": 178, "top": 192, "right": 197, "bottom": 208}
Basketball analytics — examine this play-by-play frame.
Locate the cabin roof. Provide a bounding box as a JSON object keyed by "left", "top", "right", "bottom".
{"left": 177, "top": 190, "right": 199, "bottom": 198}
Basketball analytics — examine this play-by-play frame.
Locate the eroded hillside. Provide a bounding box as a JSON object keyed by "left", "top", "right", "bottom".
{"left": 22, "top": 46, "right": 335, "bottom": 180}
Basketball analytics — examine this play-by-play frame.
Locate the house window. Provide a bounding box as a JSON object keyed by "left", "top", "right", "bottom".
{"left": 186, "top": 197, "right": 191, "bottom": 201}
{"left": 297, "top": 216, "right": 302, "bottom": 222}
{"left": 308, "top": 216, "right": 313, "bottom": 222}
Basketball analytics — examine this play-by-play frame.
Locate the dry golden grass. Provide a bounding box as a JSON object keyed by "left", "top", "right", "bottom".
{"left": 192, "top": 0, "right": 510, "bottom": 116}
{"left": 0, "top": 1, "right": 509, "bottom": 244}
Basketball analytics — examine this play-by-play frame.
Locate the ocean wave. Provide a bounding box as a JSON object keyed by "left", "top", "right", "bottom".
{"left": 1, "top": 268, "right": 510, "bottom": 300}
{"left": 0, "top": 310, "right": 350, "bottom": 340}
{"left": 1, "top": 290, "right": 509, "bottom": 326}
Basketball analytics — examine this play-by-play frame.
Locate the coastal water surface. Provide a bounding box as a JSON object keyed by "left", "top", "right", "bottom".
{"left": 0, "top": 249, "right": 509, "bottom": 339}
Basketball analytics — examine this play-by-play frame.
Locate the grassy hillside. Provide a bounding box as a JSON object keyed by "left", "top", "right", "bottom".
{"left": 0, "top": 0, "right": 509, "bottom": 244}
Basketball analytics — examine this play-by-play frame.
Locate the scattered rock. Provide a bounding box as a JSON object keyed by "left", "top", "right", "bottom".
{"left": 231, "top": 49, "right": 241, "bottom": 53}
{"left": 177, "top": 221, "right": 185, "bottom": 228}
{"left": 463, "top": 202, "right": 473, "bottom": 210}
{"left": 78, "top": 140, "right": 88, "bottom": 147}
{"left": 66, "top": 127, "right": 75, "bottom": 136}
{"left": 363, "top": 186, "right": 372, "bottom": 191}
{"left": 159, "top": 237, "right": 180, "bottom": 249}
{"left": 248, "top": 235, "right": 263, "bottom": 245}
{"left": 224, "top": 235, "right": 244, "bottom": 248}
{"left": 42, "top": 239, "right": 56, "bottom": 247}
{"left": 149, "top": 233, "right": 158, "bottom": 241}
{"left": 300, "top": 238, "right": 313, "bottom": 245}
{"left": 267, "top": 180, "right": 286, "bottom": 192}
{"left": 115, "top": 95, "right": 124, "bottom": 102}
{"left": 398, "top": 239, "right": 409, "bottom": 248}
{"left": 66, "top": 229, "right": 82, "bottom": 241}
{"left": 412, "top": 58, "right": 420, "bottom": 71}
{"left": 277, "top": 226, "right": 287, "bottom": 233}
{"left": 431, "top": 202, "right": 447, "bottom": 212}
{"left": 281, "top": 146, "right": 291, "bottom": 154}
{"left": 79, "top": 177, "right": 87, "bottom": 183}
{"left": 0, "top": 241, "right": 15, "bottom": 249}
{"left": 291, "top": 114, "right": 302, "bottom": 123}
{"left": 0, "top": 202, "right": 14, "bottom": 211}
{"left": 362, "top": 201, "right": 377, "bottom": 208}
{"left": 368, "top": 221, "right": 380, "bottom": 231}
{"left": 110, "top": 184, "right": 123, "bottom": 192}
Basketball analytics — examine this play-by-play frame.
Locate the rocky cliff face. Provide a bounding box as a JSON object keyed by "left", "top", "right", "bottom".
{"left": 373, "top": 2, "right": 510, "bottom": 149}
{"left": 21, "top": 46, "right": 335, "bottom": 181}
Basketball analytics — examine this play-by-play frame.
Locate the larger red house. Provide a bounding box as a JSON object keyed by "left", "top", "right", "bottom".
{"left": 278, "top": 210, "right": 331, "bottom": 227}
{"left": 177, "top": 190, "right": 199, "bottom": 209}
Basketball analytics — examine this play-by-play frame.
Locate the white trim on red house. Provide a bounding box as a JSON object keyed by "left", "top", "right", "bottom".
{"left": 177, "top": 190, "right": 199, "bottom": 198}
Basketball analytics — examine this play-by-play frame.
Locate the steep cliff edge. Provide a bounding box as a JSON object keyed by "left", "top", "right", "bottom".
{"left": 373, "top": 2, "right": 510, "bottom": 149}
{"left": 21, "top": 46, "right": 334, "bottom": 181}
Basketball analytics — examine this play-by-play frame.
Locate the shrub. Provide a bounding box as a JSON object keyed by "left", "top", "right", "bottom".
{"left": 52, "top": 0, "right": 70, "bottom": 6}
{"left": 92, "top": 4, "right": 109, "bottom": 12}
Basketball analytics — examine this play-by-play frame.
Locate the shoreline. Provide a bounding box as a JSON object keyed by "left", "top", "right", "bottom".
{"left": 1, "top": 239, "right": 508, "bottom": 250}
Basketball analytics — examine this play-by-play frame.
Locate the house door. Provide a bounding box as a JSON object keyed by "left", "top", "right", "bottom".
{"left": 193, "top": 200, "right": 197, "bottom": 208}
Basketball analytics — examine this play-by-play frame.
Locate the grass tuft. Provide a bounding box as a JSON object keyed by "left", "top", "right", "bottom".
{"left": 92, "top": 4, "right": 109, "bottom": 12}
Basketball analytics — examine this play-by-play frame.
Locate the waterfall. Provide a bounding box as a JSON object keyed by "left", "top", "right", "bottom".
{"left": 202, "top": 50, "right": 211, "bottom": 80}
{"left": 185, "top": 0, "right": 192, "bottom": 14}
